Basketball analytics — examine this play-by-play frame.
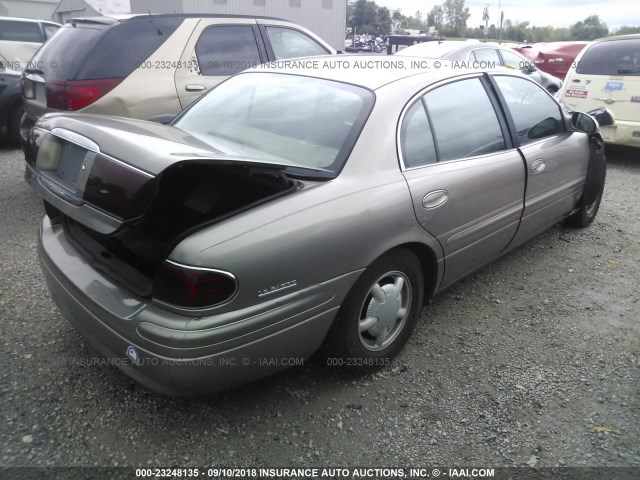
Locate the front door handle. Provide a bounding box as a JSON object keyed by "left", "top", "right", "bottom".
{"left": 531, "top": 158, "right": 546, "bottom": 174}
{"left": 185, "top": 84, "right": 206, "bottom": 92}
{"left": 422, "top": 190, "right": 448, "bottom": 209}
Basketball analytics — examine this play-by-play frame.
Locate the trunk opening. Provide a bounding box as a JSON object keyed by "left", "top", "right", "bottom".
{"left": 53, "top": 162, "right": 297, "bottom": 296}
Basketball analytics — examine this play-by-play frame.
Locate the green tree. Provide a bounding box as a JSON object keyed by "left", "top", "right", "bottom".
{"left": 349, "top": 0, "right": 378, "bottom": 34}
{"left": 348, "top": 0, "right": 393, "bottom": 35}
{"left": 376, "top": 7, "right": 392, "bottom": 35}
{"left": 427, "top": 5, "right": 444, "bottom": 31}
{"left": 443, "top": 0, "right": 470, "bottom": 36}
{"left": 614, "top": 26, "right": 640, "bottom": 35}
{"left": 570, "top": 15, "right": 608, "bottom": 40}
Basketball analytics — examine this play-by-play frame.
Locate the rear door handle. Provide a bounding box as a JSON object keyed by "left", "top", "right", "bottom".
{"left": 531, "top": 158, "right": 546, "bottom": 174}
{"left": 422, "top": 190, "right": 448, "bottom": 209}
{"left": 185, "top": 84, "right": 206, "bottom": 92}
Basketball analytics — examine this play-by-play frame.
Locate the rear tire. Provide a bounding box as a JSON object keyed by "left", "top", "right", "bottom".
{"left": 324, "top": 248, "right": 424, "bottom": 373}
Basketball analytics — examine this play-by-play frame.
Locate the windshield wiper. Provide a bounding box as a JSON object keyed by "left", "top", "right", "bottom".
{"left": 617, "top": 68, "right": 640, "bottom": 74}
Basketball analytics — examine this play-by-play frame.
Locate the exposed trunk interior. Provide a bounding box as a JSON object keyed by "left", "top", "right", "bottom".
{"left": 52, "top": 162, "right": 297, "bottom": 296}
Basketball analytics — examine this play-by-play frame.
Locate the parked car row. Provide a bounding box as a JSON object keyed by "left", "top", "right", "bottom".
{"left": 395, "top": 40, "right": 564, "bottom": 93}
{"left": 395, "top": 36, "right": 640, "bottom": 149}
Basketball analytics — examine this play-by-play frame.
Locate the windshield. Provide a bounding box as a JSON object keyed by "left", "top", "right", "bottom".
{"left": 173, "top": 73, "right": 374, "bottom": 177}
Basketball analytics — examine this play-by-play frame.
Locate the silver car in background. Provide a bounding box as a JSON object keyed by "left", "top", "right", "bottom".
{"left": 26, "top": 57, "right": 606, "bottom": 395}
{"left": 397, "top": 41, "right": 564, "bottom": 93}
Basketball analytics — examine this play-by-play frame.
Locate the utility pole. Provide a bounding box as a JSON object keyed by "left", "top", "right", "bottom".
{"left": 483, "top": 4, "right": 489, "bottom": 42}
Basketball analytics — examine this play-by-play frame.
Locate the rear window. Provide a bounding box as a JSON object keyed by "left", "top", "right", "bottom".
{"left": 28, "top": 18, "right": 182, "bottom": 80}
{"left": 0, "top": 20, "right": 43, "bottom": 42}
{"left": 173, "top": 73, "right": 374, "bottom": 177}
{"left": 28, "top": 24, "right": 105, "bottom": 80}
{"left": 576, "top": 38, "right": 640, "bottom": 75}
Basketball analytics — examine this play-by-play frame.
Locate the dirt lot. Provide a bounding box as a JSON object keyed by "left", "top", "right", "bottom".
{"left": 0, "top": 137, "right": 638, "bottom": 476}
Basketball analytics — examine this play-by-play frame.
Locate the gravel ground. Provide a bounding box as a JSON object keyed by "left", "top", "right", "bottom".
{"left": 0, "top": 136, "right": 638, "bottom": 475}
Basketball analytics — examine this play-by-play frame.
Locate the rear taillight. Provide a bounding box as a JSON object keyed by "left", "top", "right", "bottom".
{"left": 46, "top": 78, "right": 124, "bottom": 110}
{"left": 152, "top": 261, "right": 237, "bottom": 309}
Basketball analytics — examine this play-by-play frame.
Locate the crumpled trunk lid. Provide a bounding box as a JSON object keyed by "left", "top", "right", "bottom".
{"left": 28, "top": 114, "right": 299, "bottom": 294}
{"left": 26, "top": 113, "right": 296, "bottom": 234}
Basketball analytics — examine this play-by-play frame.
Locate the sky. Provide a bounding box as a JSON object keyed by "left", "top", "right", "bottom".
{"left": 375, "top": 0, "right": 640, "bottom": 31}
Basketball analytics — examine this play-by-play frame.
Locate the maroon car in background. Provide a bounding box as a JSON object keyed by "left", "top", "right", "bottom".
{"left": 514, "top": 42, "right": 589, "bottom": 80}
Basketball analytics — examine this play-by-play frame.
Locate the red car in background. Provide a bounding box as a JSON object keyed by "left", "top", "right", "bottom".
{"left": 514, "top": 42, "right": 589, "bottom": 80}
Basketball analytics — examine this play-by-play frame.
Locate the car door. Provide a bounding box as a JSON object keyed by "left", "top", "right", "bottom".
{"left": 174, "top": 19, "right": 267, "bottom": 109}
{"left": 400, "top": 75, "right": 526, "bottom": 288}
{"left": 490, "top": 74, "right": 590, "bottom": 246}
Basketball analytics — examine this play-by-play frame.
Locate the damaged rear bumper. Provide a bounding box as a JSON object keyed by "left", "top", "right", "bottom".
{"left": 38, "top": 216, "right": 356, "bottom": 395}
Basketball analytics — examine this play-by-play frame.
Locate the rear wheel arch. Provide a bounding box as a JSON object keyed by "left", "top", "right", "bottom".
{"left": 398, "top": 242, "right": 439, "bottom": 303}
{"left": 320, "top": 242, "right": 438, "bottom": 372}
{"left": 353, "top": 242, "right": 438, "bottom": 304}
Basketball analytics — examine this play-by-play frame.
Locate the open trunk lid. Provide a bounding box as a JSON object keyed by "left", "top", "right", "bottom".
{"left": 28, "top": 115, "right": 301, "bottom": 296}
{"left": 26, "top": 114, "right": 300, "bottom": 234}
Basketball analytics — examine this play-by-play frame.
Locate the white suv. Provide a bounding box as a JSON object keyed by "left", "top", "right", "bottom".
{"left": 559, "top": 34, "right": 640, "bottom": 148}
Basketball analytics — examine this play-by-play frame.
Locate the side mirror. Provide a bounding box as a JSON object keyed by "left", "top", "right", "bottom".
{"left": 571, "top": 111, "right": 597, "bottom": 134}
{"left": 587, "top": 107, "right": 615, "bottom": 127}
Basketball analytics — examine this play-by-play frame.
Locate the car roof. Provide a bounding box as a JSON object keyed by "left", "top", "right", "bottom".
{"left": 398, "top": 40, "right": 480, "bottom": 57}
{"left": 251, "top": 54, "right": 508, "bottom": 90}
{"left": 589, "top": 33, "right": 640, "bottom": 43}
{"left": 68, "top": 13, "right": 287, "bottom": 24}
{"left": 0, "top": 16, "right": 60, "bottom": 26}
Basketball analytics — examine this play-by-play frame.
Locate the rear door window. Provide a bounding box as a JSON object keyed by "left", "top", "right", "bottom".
{"left": 423, "top": 78, "right": 506, "bottom": 161}
{"left": 195, "top": 25, "right": 262, "bottom": 76}
{"left": 471, "top": 48, "right": 501, "bottom": 67}
{"left": 494, "top": 75, "right": 564, "bottom": 145}
{"left": 498, "top": 49, "right": 528, "bottom": 70}
{"left": 577, "top": 39, "right": 640, "bottom": 75}
{"left": 264, "top": 26, "right": 329, "bottom": 59}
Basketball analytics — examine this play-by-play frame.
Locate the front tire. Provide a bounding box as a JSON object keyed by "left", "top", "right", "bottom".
{"left": 566, "top": 136, "right": 606, "bottom": 228}
{"left": 565, "top": 185, "right": 603, "bottom": 227}
{"left": 324, "top": 249, "right": 424, "bottom": 373}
